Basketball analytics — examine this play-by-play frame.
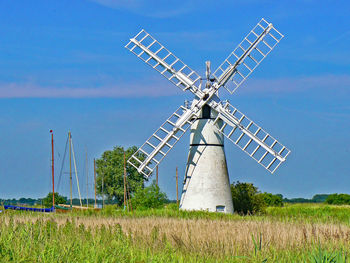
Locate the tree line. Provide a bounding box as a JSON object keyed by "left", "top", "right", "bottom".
{"left": 0, "top": 197, "right": 105, "bottom": 207}
{"left": 2, "top": 145, "right": 350, "bottom": 210}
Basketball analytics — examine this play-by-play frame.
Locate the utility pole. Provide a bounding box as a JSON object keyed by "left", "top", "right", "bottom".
{"left": 50, "top": 130, "right": 55, "bottom": 208}
{"left": 94, "top": 158, "right": 97, "bottom": 208}
{"left": 176, "top": 167, "right": 179, "bottom": 206}
{"left": 123, "top": 151, "right": 127, "bottom": 210}
{"left": 156, "top": 166, "right": 158, "bottom": 186}
{"left": 102, "top": 175, "right": 104, "bottom": 209}
{"left": 69, "top": 131, "right": 72, "bottom": 209}
{"left": 86, "top": 149, "right": 88, "bottom": 207}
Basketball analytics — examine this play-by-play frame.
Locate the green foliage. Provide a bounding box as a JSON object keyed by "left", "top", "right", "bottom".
{"left": 309, "top": 246, "right": 347, "bottom": 263}
{"left": 62, "top": 203, "right": 350, "bottom": 225}
{"left": 325, "top": 194, "right": 350, "bottom": 205}
{"left": 251, "top": 233, "right": 263, "bottom": 256}
{"left": 131, "top": 181, "right": 167, "bottom": 209}
{"left": 95, "top": 146, "right": 146, "bottom": 205}
{"left": 284, "top": 197, "right": 311, "bottom": 203}
{"left": 266, "top": 203, "right": 350, "bottom": 224}
{"left": 258, "top": 192, "right": 283, "bottom": 207}
{"left": 231, "top": 181, "right": 266, "bottom": 215}
{"left": 284, "top": 194, "right": 330, "bottom": 204}
{"left": 165, "top": 202, "right": 179, "bottom": 211}
{"left": 0, "top": 198, "right": 38, "bottom": 206}
{"left": 0, "top": 197, "right": 105, "bottom": 206}
{"left": 312, "top": 194, "right": 330, "bottom": 203}
{"left": 42, "top": 192, "right": 67, "bottom": 207}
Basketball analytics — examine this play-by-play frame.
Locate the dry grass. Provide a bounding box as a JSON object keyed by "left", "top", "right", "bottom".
{"left": 4, "top": 212, "right": 350, "bottom": 259}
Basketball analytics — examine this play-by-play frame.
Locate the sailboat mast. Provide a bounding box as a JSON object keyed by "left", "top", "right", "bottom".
{"left": 70, "top": 137, "right": 83, "bottom": 207}
{"left": 94, "top": 158, "right": 97, "bottom": 208}
{"left": 86, "top": 149, "right": 88, "bottom": 207}
{"left": 69, "top": 131, "right": 72, "bottom": 208}
{"left": 50, "top": 130, "right": 55, "bottom": 208}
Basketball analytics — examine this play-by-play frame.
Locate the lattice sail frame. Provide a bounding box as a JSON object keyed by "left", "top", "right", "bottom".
{"left": 213, "top": 18, "right": 284, "bottom": 94}
{"left": 125, "top": 29, "right": 202, "bottom": 97}
{"left": 126, "top": 18, "right": 290, "bottom": 177}
{"left": 128, "top": 106, "right": 197, "bottom": 177}
{"left": 211, "top": 101, "right": 290, "bottom": 173}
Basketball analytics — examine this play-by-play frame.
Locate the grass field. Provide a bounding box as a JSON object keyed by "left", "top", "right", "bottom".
{"left": 1, "top": 203, "right": 350, "bottom": 262}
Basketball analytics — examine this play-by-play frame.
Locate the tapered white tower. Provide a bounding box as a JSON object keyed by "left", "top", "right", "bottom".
{"left": 180, "top": 105, "right": 233, "bottom": 213}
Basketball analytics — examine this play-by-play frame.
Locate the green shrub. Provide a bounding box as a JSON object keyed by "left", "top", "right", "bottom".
{"left": 231, "top": 181, "right": 266, "bottom": 215}
{"left": 131, "top": 181, "right": 167, "bottom": 209}
{"left": 42, "top": 192, "right": 67, "bottom": 207}
{"left": 325, "top": 194, "right": 350, "bottom": 205}
{"left": 259, "top": 192, "right": 283, "bottom": 207}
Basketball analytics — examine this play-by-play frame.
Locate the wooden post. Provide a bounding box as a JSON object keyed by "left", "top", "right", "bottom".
{"left": 94, "top": 158, "right": 97, "bottom": 208}
{"left": 123, "top": 151, "right": 127, "bottom": 210}
{"left": 69, "top": 131, "right": 72, "bottom": 209}
{"left": 102, "top": 175, "right": 104, "bottom": 208}
{"left": 50, "top": 130, "right": 55, "bottom": 208}
{"left": 86, "top": 149, "right": 88, "bottom": 207}
{"left": 176, "top": 167, "right": 179, "bottom": 206}
{"left": 156, "top": 166, "right": 158, "bottom": 186}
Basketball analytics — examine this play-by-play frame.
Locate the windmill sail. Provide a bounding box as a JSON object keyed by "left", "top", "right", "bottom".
{"left": 126, "top": 19, "right": 290, "bottom": 183}
{"left": 125, "top": 29, "right": 202, "bottom": 97}
{"left": 211, "top": 101, "right": 290, "bottom": 173}
{"left": 128, "top": 105, "right": 197, "bottom": 177}
{"left": 213, "top": 18, "right": 284, "bottom": 94}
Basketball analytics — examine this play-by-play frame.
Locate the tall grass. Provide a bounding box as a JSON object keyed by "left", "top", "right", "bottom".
{"left": 266, "top": 203, "right": 350, "bottom": 224}
{"left": 1, "top": 203, "right": 350, "bottom": 262}
{"left": 73, "top": 203, "right": 350, "bottom": 226}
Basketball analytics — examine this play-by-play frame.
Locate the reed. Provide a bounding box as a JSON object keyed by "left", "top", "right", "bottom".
{"left": 1, "top": 204, "right": 349, "bottom": 262}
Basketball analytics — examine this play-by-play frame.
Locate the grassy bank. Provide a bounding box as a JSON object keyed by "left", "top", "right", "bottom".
{"left": 63, "top": 203, "right": 350, "bottom": 225}
{"left": 266, "top": 203, "right": 350, "bottom": 224}
{"left": 1, "top": 203, "right": 350, "bottom": 262}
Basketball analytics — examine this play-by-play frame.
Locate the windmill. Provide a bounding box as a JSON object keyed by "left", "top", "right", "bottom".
{"left": 125, "top": 18, "right": 291, "bottom": 213}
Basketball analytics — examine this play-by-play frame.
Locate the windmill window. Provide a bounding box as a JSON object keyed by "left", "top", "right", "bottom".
{"left": 216, "top": 205, "right": 225, "bottom": 213}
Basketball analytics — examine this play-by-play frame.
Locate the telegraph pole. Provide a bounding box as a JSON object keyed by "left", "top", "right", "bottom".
{"left": 94, "top": 158, "right": 97, "bottom": 208}
{"left": 86, "top": 149, "right": 89, "bottom": 207}
{"left": 156, "top": 166, "right": 158, "bottom": 186}
{"left": 123, "top": 151, "right": 127, "bottom": 210}
{"left": 50, "top": 130, "right": 55, "bottom": 208}
{"left": 176, "top": 167, "right": 179, "bottom": 206}
{"left": 102, "top": 175, "right": 104, "bottom": 208}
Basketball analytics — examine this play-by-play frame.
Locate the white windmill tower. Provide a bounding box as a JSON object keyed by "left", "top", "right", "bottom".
{"left": 126, "top": 18, "right": 291, "bottom": 213}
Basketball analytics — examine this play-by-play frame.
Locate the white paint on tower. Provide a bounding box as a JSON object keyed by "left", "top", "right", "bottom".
{"left": 180, "top": 106, "right": 234, "bottom": 213}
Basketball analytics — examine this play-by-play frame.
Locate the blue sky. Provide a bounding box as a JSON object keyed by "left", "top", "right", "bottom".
{"left": 0, "top": 0, "right": 349, "bottom": 199}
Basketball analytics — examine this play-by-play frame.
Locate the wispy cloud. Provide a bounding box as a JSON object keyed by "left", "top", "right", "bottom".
{"left": 89, "top": 0, "right": 196, "bottom": 18}
{"left": 238, "top": 74, "right": 350, "bottom": 96}
{"left": 0, "top": 74, "right": 348, "bottom": 98}
{"left": 0, "top": 81, "right": 180, "bottom": 98}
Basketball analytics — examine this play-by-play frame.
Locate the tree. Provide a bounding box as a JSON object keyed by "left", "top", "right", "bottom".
{"left": 231, "top": 181, "right": 266, "bottom": 215}
{"left": 312, "top": 194, "right": 329, "bottom": 203}
{"left": 325, "top": 194, "right": 350, "bottom": 205}
{"left": 42, "top": 192, "right": 67, "bottom": 207}
{"left": 96, "top": 146, "right": 146, "bottom": 205}
{"left": 259, "top": 192, "right": 283, "bottom": 207}
{"left": 131, "top": 181, "right": 167, "bottom": 209}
